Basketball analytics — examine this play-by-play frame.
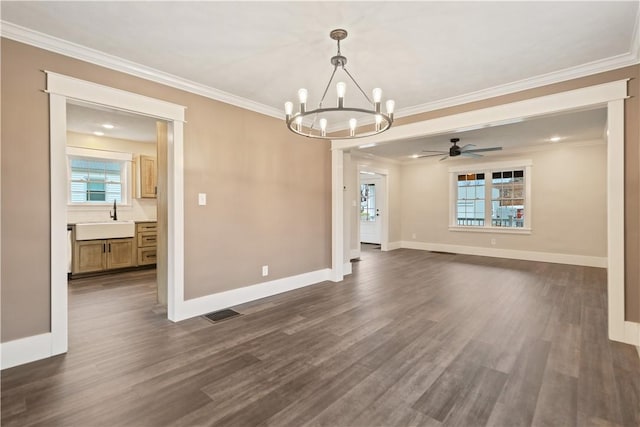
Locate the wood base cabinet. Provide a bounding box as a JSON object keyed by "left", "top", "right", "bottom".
{"left": 73, "top": 237, "right": 136, "bottom": 274}
{"left": 136, "top": 222, "right": 157, "bottom": 266}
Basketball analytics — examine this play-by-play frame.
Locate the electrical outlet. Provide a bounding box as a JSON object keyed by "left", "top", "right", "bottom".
{"left": 198, "top": 193, "right": 207, "bottom": 206}
{"left": 491, "top": 238, "right": 496, "bottom": 246}
{"left": 412, "top": 233, "right": 417, "bottom": 239}
{"left": 262, "top": 265, "right": 268, "bottom": 276}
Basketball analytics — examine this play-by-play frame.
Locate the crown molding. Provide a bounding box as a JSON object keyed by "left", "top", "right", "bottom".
{"left": 2, "top": 19, "right": 638, "bottom": 127}
{"left": 0, "top": 21, "right": 283, "bottom": 120}
{"left": 396, "top": 53, "right": 639, "bottom": 121}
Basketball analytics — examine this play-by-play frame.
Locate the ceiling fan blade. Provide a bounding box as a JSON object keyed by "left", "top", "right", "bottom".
{"left": 417, "top": 153, "right": 446, "bottom": 158}
{"left": 421, "top": 150, "right": 448, "bottom": 153}
{"left": 459, "top": 144, "right": 476, "bottom": 151}
{"left": 439, "top": 155, "right": 449, "bottom": 161}
{"left": 463, "top": 147, "right": 502, "bottom": 153}
{"left": 461, "top": 152, "right": 482, "bottom": 158}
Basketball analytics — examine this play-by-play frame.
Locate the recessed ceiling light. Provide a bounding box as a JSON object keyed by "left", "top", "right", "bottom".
{"left": 549, "top": 136, "right": 561, "bottom": 142}
{"left": 93, "top": 131, "right": 104, "bottom": 136}
{"left": 102, "top": 123, "right": 114, "bottom": 129}
{"left": 411, "top": 154, "right": 419, "bottom": 158}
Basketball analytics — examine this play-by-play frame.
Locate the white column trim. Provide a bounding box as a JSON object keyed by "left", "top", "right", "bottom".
{"left": 331, "top": 149, "right": 344, "bottom": 282}
{"left": 607, "top": 99, "right": 627, "bottom": 343}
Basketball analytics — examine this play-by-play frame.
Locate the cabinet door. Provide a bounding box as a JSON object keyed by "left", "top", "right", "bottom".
{"left": 74, "top": 240, "right": 106, "bottom": 273}
{"left": 139, "top": 155, "right": 157, "bottom": 198}
{"left": 107, "top": 238, "right": 136, "bottom": 269}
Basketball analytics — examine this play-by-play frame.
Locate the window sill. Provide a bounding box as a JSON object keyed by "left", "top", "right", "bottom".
{"left": 67, "top": 204, "right": 132, "bottom": 211}
{"left": 448, "top": 226, "right": 532, "bottom": 235}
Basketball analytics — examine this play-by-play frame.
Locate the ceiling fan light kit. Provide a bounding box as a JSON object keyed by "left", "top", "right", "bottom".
{"left": 284, "top": 29, "right": 395, "bottom": 140}
{"left": 419, "top": 138, "right": 503, "bottom": 161}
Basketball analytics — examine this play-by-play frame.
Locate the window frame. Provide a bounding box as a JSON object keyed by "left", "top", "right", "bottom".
{"left": 448, "top": 159, "right": 532, "bottom": 235}
{"left": 66, "top": 146, "right": 132, "bottom": 207}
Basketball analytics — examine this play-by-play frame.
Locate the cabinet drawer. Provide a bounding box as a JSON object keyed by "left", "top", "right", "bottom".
{"left": 136, "top": 222, "right": 157, "bottom": 233}
{"left": 138, "top": 232, "right": 157, "bottom": 247}
{"left": 138, "top": 247, "right": 157, "bottom": 265}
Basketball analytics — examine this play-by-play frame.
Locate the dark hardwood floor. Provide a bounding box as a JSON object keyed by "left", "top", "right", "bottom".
{"left": 2, "top": 247, "right": 640, "bottom": 426}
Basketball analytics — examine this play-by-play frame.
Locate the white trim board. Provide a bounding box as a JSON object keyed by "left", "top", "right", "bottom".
{"left": 174, "top": 269, "right": 332, "bottom": 321}
{"left": 399, "top": 241, "right": 607, "bottom": 268}
{"left": 2, "top": 20, "right": 639, "bottom": 131}
{"left": 1, "top": 333, "right": 53, "bottom": 370}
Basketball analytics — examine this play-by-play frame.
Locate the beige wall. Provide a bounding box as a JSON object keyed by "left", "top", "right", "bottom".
{"left": 400, "top": 143, "right": 607, "bottom": 258}
{"left": 1, "top": 39, "right": 331, "bottom": 342}
{"left": 393, "top": 65, "right": 640, "bottom": 322}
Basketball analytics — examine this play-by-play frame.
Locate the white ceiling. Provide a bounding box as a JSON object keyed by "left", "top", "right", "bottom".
{"left": 1, "top": 1, "right": 638, "bottom": 121}
{"left": 355, "top": 107, "right": 607, "bottom": 161}
{"left": 67, "top": 101, "right": 159, "bottom": 142}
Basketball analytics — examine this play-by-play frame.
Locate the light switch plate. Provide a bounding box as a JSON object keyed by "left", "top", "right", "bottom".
{"left": 198, "top": 193, "right": 207, "bottom": 206}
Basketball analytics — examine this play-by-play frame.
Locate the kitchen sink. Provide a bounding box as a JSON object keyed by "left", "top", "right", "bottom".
{"left": 75, "top": 220, "right": 135, "bottom": 240}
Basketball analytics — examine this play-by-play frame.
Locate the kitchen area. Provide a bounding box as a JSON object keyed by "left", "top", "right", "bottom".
{"left": 65, "top": 101, "right": 160, "bottom": 280}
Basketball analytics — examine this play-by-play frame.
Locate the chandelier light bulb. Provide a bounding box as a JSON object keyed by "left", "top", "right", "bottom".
{"left": 336, "top": 82, "right": 346, "bottom": 98}
{"left": 372, "top": 88, "right": 382, "bottom": 103}
{"left": 386, "top": 99, "right": 395, "bottom": 117}
{"left": 284, "top": 101, "right": 293, "bottom": 117}
{"left": 349, "top": 118, "right": 357, "bottom": 137}
{"left": 375, "top": 114, "right": 382, "bottom": 131}
{"left": 298, "top": 88, "right": 308, "bottom": 103}
{"left": 320, "top": 118, "right": 328, "bottom": 136}
{"left": 295, "top": 116, "right": 303, "bottom": 131}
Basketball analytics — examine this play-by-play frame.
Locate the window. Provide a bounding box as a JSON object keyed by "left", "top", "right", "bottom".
{"left": 360, "top": 183, "right": 376, "bottom": 222}
{"left": 450, "top": 160, "right": 531, "bottom": 233}
{"left": 456, "top": 173, "right": 485, "bottom": 226}
{"left": 491, "top": 170, "right": 525, "bottom": 228}
{"left": 67, "top": 147, "right": 131, "bottom": 205}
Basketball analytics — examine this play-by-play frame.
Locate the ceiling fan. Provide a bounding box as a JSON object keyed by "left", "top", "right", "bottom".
{"left": 418, "top": 138, "right": 502, "bottom": 161}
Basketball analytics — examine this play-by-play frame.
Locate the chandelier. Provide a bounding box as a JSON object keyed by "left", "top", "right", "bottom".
{"left": 284, "top": 29, "right": 395, "bottom": 140}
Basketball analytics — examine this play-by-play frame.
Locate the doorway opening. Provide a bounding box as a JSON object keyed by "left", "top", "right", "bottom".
{"left": 48, "top": 72, "right": 186, "bottom": 358}
{"left": 359, "top": 171, "right": 384, "bottom": 249}
{"left": 65, "top": 100, "right": 166, "bottom": 313}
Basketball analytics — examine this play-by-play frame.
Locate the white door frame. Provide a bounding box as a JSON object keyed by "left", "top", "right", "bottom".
{"left": 357, "top": 166, "right": 389, "bottom": 251}
{"left": 330, "top": 80, "right": 639, "bottom": 346}
{"left": 47, "top": 72, "right": 186, "bottom": 356}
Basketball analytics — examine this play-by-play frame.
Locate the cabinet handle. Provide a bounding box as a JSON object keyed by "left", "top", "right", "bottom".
{"left": 103, "top": 243, "right": 106, "bottom": 253}
{"left": 108, "top": 243, "right": 112, "bottom": 252}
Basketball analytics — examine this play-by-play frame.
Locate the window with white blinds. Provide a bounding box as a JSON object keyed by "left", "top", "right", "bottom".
{"left": 70, "top": 158, "right": 122, "bottom": 203}
{"left": 67, "top": 147, "right": 131, "bottom": 205}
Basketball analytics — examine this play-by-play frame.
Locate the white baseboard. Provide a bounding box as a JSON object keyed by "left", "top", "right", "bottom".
{"left": 386, "top": 241, "right": 402, "bottom": 251}
{"left": 399, "top": 241, "right": 607, "bottom": 268}
{"left": 349, "top": 249, "right": 360, "bottom": 260}
{"left": 175, "top": 268, "right": 332, "bottom": 321}
{"left": 343, "top": 262, "right": 352, "bottom": 276}
{"left": 1, "top": 333, "right": 53, "bottom": 370}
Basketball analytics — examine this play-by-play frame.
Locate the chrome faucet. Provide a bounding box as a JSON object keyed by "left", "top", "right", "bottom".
{"left": 110, "top": 200, "right": 118, "bottom": 221}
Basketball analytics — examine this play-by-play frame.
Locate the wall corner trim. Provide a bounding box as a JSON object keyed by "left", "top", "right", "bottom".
{"left": 386, "top": 241, "right": 402, "bottom": 251}
{"left": 1, "top": 333, "right": 53, "bottom": 370}
{"left": 174, "top": 268, "right": 332, "bottom": 322}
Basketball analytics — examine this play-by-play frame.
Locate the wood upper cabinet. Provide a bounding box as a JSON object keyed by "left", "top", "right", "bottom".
{"left": 139, "top": 155, "right": 157, "bottom": 198}
{"left": 73, "top": 237, "right": 136, "bottom": 274}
